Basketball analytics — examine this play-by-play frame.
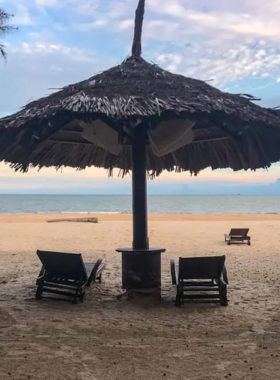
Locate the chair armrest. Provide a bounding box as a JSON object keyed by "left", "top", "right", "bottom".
{"left": 170, "top": 259, "right": 178, "bottom": 286}
{"left": 96, "top": 262, "right": 105, "bottom": 278}
{"left": 36, "top": 266, "right": 46, "bottom": 285}
{"left": 87, "top": 258, "right": 104, "bottom": 284}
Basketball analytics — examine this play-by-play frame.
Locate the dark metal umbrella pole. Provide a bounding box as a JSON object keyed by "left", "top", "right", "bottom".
{"left": 131, "top": 126, "right": 149, "bottom": 250}
{"left": 117, "top": 126, "right": 165, "bottom": 299}
{"left": 1, "top": 0, "right": 280, "bottom": 299}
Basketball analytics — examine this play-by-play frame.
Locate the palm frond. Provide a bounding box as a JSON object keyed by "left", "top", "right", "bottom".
{"left": 0, "top": 43, "right": 7, "bottom": 60}
{"left": 0, "top": 7, "right": 17, "bottom": 60}
{"left": 0, "top": 9, "right": 10, "bottom": 21}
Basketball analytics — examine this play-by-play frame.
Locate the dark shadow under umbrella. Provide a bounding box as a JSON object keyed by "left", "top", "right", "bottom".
{"left": 1, "top": 0, "right": 280, "bottom": 298}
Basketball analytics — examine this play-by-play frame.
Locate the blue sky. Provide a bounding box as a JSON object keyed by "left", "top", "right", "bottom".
{"left": 1, "top": 0, "right": 280, "bottom": 194}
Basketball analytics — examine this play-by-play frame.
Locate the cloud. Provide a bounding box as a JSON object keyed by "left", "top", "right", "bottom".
{"left": 147, "top": 1, "right": 280, "bottom": 38}
{"left": 117, "top": 19, "right": 134, "bottom": 30}
{"left": 35, "top": 0, "right": 57, "bottom": 6}
{"left": 1, "top": 0, "right": 280, "bottom": 191}
{"left": 0, "top": 39, "right": 109, "bottom": 114}
{"left": 0, "top": 162, "right": 279, "bottom": 183}
{"left": 152, "top": 43, "right": 280, "bottom": 87}
{"left": 69, "top": 0, "right": 134, "bottom": 17}
{"left": 75, "top": 20, "right": 108, "bottom": 32}
{"left": 15, "top": 4, "right": 32, "bottom": 25}
{"left": 3, "top": 0, "right": 280, "bottom": 89}
{"left": 1, "top": 0, "right": 280, "bottom": 105}
{"left": 106, "top": 0, "right": 280, "bottom": 89}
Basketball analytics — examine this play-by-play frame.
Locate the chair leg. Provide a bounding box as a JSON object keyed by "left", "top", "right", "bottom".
{"left": 98, "top": 273, "right": 102, "bottom": 284}
{"left": 73, "top": 283, "right": 82, "bottom": 304}
{"left": 35, "top": 275, "right": 45, "bottom": 300}
{"left": 80, "top": 291, "right": 85, "bottom": 303}
{"left": 175, "top": 286, "right": 182, "bottom": 307}
{"left": 35, "top": 283, "right": 43, "bottom": 300}
{"left": 175, "top": 293, "right": 181, "bottom": 307}
{"left": 219, "top": 282, "right": 228, "bottom": 306}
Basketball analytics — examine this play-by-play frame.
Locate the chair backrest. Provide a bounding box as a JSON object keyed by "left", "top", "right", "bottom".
{"left": 178, "top": 256, "right": 225, "bottom": 280}
{"left": 37, "top": 250, "right": 88, "bottom": 282}
{"left": 229, "top": 228, "right": 249, "bottom": 237}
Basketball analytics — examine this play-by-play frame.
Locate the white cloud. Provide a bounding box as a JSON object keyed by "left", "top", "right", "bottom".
{"left": 35, "top": 0, "right": 57, "bottom": 5}
{"left": 117, "top": 19, "right": 134, "bottom": 30}
{"left": 29, "top": 32, "right": 41, "bottom": 38}
{"left": 13, "top": 4, "right": 32, "bottom": 25}
{"left": 69, "top": 0, "right": 134, "bottom": 17}
{"left": 21, "top": 42, "right": 32, "bottom": 53}
{"left": 11, "top": 42, "right": 72, "bottom": 55}
{"left": 1, "top": 0, "right": 280, "bottom": 189}
{"left": 67, "top": 0, "right": 100, "bottom": 15}
{"left": 76, "top": 19, "right": 108, "bottom": 32}
{"left": 151, "top": 43, "right": 280, "bottom": 87}
{"left": 0, "top": 39, "right": 107, "bottom": 114}
{"left": 141, "top": 0, "right": 280, "bottom": 53}
{"left": 2, "top": 0, "right": 280, "bottom": 109}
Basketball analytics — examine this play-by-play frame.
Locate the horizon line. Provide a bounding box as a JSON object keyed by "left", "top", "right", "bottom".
{"left": 0, "top": 193, "right": 278, "bottom": 196}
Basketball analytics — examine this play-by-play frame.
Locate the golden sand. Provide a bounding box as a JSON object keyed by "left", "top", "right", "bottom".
{"left": 0, "top": 214, "right": 279, "bottom": 379}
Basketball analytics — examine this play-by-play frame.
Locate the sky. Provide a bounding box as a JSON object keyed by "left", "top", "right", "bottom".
{"left": 1, "top": 0, "right": 280, "bottom": 194}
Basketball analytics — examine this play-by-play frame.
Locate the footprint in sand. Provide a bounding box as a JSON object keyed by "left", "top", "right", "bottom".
{"left": 216, "top": 361, "right": 232, "bottom": 371}
{"left": 78, "top": 371, "right": 98, "bottom": 380}
{"left": 0, "top": 308, "right": 16, "bottom": 329}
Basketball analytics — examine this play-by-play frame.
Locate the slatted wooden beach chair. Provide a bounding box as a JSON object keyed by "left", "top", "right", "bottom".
{"left": 170, "top": 256, "right": 228, "bottom": 306}
{"left": 224, "top": 228, "right": 251, "bottom": 245}
{"left": 36, "top": 250, "right": 105, "bottom": 303}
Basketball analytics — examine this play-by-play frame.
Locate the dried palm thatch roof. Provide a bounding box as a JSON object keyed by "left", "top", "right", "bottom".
{"left": 1, "top": 0, "right": 280, "bottom": 176}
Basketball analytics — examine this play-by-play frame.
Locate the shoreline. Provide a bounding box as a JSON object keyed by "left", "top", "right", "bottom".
{"left": 1, "top": 212, "right": 280, "bottom": 222}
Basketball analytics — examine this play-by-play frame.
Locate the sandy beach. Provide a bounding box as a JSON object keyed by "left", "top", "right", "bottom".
{"left": 0, "top": 213, "right": 279, "bottom": 379}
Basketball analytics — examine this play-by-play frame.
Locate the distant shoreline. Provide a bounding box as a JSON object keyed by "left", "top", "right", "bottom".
{"left": 1, "top": 213, "right": 280, "bottom": 223}
{"left": 0, "top": 194, "right": 280, "bottom": 196}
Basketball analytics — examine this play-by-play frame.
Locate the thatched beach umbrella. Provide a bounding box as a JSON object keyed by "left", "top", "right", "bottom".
{"left": 1, "top": 0, "right": 280, "bottom": 296}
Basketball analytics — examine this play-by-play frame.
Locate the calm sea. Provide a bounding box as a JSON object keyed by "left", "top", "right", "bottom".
{"left": 0, "top": 194, "right": 279, "bottom": 215}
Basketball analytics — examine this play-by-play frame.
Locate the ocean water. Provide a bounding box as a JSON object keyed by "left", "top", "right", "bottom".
{"left": 0, "top": 194, "right": 279, "bottom": 215}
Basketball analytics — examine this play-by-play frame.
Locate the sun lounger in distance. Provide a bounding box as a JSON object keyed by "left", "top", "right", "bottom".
{"left": 224, "top": 228, "right": 251, "bottom": 245}
{"left": 170, "top": 255, "right": 228, "bottom": 306}
{"left": 36, "top": 250, "right": 105, "bottom": 303}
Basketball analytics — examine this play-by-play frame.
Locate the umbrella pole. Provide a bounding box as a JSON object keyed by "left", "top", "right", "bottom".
{"left": 131, "top": 127, "right": 149, "bottom": 249}
{"left": 116, "top": 127, "right": 165, "bottom": 299}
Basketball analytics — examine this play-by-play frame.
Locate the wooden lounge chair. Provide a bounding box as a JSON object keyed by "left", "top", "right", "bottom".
{"left": 224, "top": 228, "right": 251, "bottom": 245}
{"left": 170, "top": 256, "right": 228, "bottom": 306}
{"left": 36, "top": 250, "right": 105, "bottom": 303}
